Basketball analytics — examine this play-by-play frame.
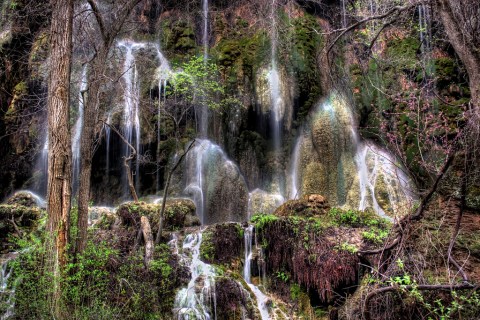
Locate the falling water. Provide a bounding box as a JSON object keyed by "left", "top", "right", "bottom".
{"left": 268, "top": 0, "right": 282, "bottom": 152}
{"left": 185, "top": 141, "right": 206, "bottom": 223}
{"left": 71, "top": 64, "right": 88, "bottom": 193}
{"left": 105, "top": 112, "right": 112, "bottom": 178}
{"left": 202, "top": 0, "right": 209, "bottom": 61}
{"left": 174, "top": 232, "right": 217, "bottom": 319}
{"left": 355, "top": 145, "right": 390, "bottom": 220}
{"left": 117, "top": 40, "right": 146, "bottom": 195}
{"left": 243, "top": 226, "right": 270, "bottom": 320}
{"left": 154, "top": 44, "right": 171, "bottom": 192}
{"left": 341, "top": 0, "right": 347, "bottom": 29}
{"left": 356, "top": 144, "right": 413, "bottom": 220}
{"left": 37, "top": 135, "right": 49, "bottom": 196}
{"left": 289, "top": 136, "right": 302, "bottom": 199}
{"left": 418, "top": 3, "right": 432, "bottom": 82}
{"left": 1, "top": 253, "right": 18, "bottom": 320}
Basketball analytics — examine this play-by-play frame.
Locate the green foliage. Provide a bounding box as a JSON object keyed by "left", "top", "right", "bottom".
{"left": 251, "top": 213, "right": 278, "bottom": 230}
{"left": 200, "top": 231, "right": 215, "bottom": 262}
{"left": 290, "top": 283, "right": 301, "bottom": 301}
{"left": 169, "top": 56, "right": 225, "bottom": 110}
{"left": 335, "top": 242, "right": 358, "bottom": 254}
{"left": 276, "top": 271, "right": 290, "bottom": 283}
{"left": 362, "top": 227, "right": 389, "bottom": 244}
{"left": 328, "top": 207, "right": 390, "bottom": 229}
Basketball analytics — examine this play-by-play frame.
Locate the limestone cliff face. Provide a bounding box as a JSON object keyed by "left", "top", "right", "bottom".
{"left": 0, "top": 0, "right": 49, "bottom": 200}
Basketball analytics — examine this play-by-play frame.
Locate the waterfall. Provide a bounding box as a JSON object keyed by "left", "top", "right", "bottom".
{"left": 184, "top": 139, "right": 249, "bottom": 224}
{"left": 289, "top": 136, "right": 302, "bottom": 200}
{"left": 72, "top": 64, "right": 88, "bottom": 193}
{"left": 105, "top": 112, "right": 112, "bottom": 178}
{"left": 202, "top": 0, "right": 209, "bottom": 61}
{"left": 35, "top": 135, "right": 49, "bottom": 196}
{"left": 1, "top": 253, "right": 18, "bottom": 320}
{"left": 185, "top": 140, "right": 206, "bottom": 223}
{"left": 418, "top": 3, "right": 432, "bottom": 82}
{"left": 356, "top": 144, "right": 413, "bottom": 219}
{"left": 268, "top": 0, "right": 282, "bottom": 152}
{"left": 174, "top": 232, "right": 217, "bottom": 319}
{"left": 117, "top": 40, "right": 145, "bottom": 195}
{"left": 154, "top": 44, "right": 171, "bottom": 193}
{"left": 341, "top": 0, "right": 347, "bottom": 29}
{"left": 243, "top": 226, "right": 270, "bottom": 320}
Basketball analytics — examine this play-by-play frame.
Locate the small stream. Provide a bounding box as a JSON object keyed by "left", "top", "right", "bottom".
{"left": 243, "top": 225, "right": 270, "bottom": 320}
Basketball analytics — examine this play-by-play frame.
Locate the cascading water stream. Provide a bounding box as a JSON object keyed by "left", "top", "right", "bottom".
{"left": 117, "top": 40, "right": 171, "bottom": 196}
{"left": 289, "top": 136, "right": 302, "bottom": 200}
{"left": 35, "top": 135, "right": 49, "bottom": 196}
{"left": 243, "top": 225, "right": 270, "bottom": 320}
{"left": 202, "top": 0, "right": 209, "bottom": 61}
{"left": 174, "top": 231, "right": 217, "bottom": 319}
{"left": 184, "top": 141, "right": 206, "bottom": 224}
{"left": 117, "top": 40, "right": 145, "bottom": 195}
{"left": 1, "top": 253, "right": 18, "bottom": 320}
{"left": 268, "top": 0, "right": 282, "bottom": 152}
{"left": 154, "top": 44, "right": 171, "bottom": 192}
{"left": 105, "top": 112, "right": 112, "bottom": 178}
{"left": 72, "top": 64, "right": 88, "bottom": 193}
{"left": 341, "top": 0, "right": 347, "bottom": 29}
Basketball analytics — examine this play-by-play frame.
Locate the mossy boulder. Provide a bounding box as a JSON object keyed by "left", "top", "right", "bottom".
{"left": 115, "top": 199, "right": 198, "bottom": 231}
{"left": 274, "top": 194, "right": 329, "bottom": 217}
{"left": 214, "top": 275, "right": 259, "bottom": 320}
{"left": 0, "top": 203, "right": 42, "bottom": 252}
{"left": 200, "top": 222, "right": 244, "bottom": 266}
{"left": 6, "top": 191, "right": 45, "bottom": 208}
{"left": 255, "top": 216, "right": 361, "bottom": 304}
{"left": 297, "top": 94, "right": 357, "bottom": 206}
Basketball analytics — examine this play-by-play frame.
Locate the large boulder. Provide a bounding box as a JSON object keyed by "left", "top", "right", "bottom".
{"left": 184, "top": 139, "right": 249, "bottom": 225}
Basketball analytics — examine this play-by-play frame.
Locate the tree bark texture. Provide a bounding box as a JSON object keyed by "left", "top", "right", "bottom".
{"left": 437, "top": 0, "right": 480, "bottom": 113}
{"left": 46, "top": 0, "right": 74, "bottom": 316}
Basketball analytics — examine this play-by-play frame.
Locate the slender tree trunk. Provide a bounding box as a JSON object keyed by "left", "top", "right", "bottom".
{"left": 155, "top": 140, "right": 196, "bottom": 244}
{"left": 76, "top": 49, "right": 108, "bottom": 255}
{"left": 75, "top": 0, "right": 143, "bottom": 255}
{"left": 46, "top": 0, "right": 74, "bottom": 317}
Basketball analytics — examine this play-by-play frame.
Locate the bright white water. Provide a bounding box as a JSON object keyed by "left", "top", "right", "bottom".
{"left": 72, "top": 64, "right": 88, "bottom": 193}
{"left": 117, "top": 40, "right": 144, "bottom": 194}
{"left": 289, "top": 136, "right": 303, "bottom": 200}
{"left": 184, "top": 139, "right": 243, "bottom": 224}
{"left": 33, "top": 134, "right": 49, "bottom": 196}
{"left": 154, "top": 43, "right": 171, "bottom": 192}
{"left": 268, "top": 0, "right": 282, "bottom": 152}
{"left": 1, "top": 253, "right": 18, "bottom": 320}
{"left": 10, "top": 190, "right": 46, "bottom": 208}
{"left": 116, "top": 40, "right": 171, "bottom": 196}
{"left": 105, "top": 112, "right": 112, "bottom": 179}
{"left": 356, "top": 144, "right": 413, "bottom": 220}
{"left": 174, "top": 232, "right": 217, "bottom": 319}
{"left": 202, "top": 0, "right": 209, "bottom": 61}
{"left": 243, "top": 225, "right": 270, "bottom": 320}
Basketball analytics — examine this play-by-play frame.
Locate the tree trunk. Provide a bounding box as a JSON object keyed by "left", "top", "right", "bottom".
{"left": 46, "top": 0, "right": 74, "bottom": 317}
{"left": 140, "top": 216, "right": 153, "bottom": 268}
{"left": 76, "top": 49, "right": 109, "bottom": 255}
{"left": 437, "top": 0, "right": 480, "bottom": 113}
{"left": 76, "top": 0, "right": 143, "bottom": 255}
